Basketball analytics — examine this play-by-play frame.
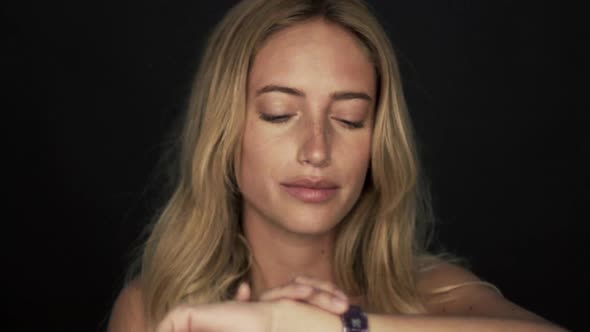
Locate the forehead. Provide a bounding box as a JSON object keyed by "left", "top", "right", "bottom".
{"left": 248, "top": 19, "right": 375, "bottom": 96}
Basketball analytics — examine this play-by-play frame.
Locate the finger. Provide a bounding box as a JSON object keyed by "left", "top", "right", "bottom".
{"left": 259, "top": 283, "right": 313, "bottom": 301}
{"left": 234, "top": 282, "right": 251, "bottom": 302}
{"left": 298, "top": 286, "right": 349, "bottom": 314}
{"left": 294, "top": 275, "right": 348, "bottom": 300}
{"left": 260, "top": 283, "right": 348, "bottom": 314}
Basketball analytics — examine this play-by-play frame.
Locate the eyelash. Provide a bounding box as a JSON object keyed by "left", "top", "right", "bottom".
{"left": 258, "top": 113, "right": 364, "bottom": 129}
{"left": 259, "top": 113, "right": 292, "bottom": 123}
{"left": 340, "top": 119, "right": 365, "bottom": 129}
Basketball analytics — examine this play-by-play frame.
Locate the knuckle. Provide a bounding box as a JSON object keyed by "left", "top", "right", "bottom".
{"left": 320, "top": 292, "right": 336, "bottom": 305}
{"left": 284, "top": 285, "right": 301, "bottom": 296}
{"left": 294, "top": 284, "right": 311, "bottom": 293}
{"left": 311, "top": 289, "right": 332, "bottom": 303}
{"left": 294, "top": 275, "right": 307, "bottom": 283}
{"left": 261, "top": 283, "right": 299, "bottom": 301}
{"left": 310, "top": 292, "right": 337, "bottom": 309}
{"left": 325, "top": 283, "right": 338, "bottom": 293}
{"left": 301, "top": 286, "right": 318, "bottom": 298}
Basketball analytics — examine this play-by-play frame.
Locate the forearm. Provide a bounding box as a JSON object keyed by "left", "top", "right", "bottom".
{"left": 366, "top": 313, "right": 566, "bottom": 332}
{"left": 277, "top": 301, "right": 567, "bottom": 332}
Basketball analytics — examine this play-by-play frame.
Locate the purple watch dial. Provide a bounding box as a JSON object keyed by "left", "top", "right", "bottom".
{"left": 341, "top": 305, "right": 368, "bottom": 332}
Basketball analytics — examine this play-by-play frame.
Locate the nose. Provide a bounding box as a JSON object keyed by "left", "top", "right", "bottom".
{"left": 297, "top": 119, "right": 331, "bottom": 168}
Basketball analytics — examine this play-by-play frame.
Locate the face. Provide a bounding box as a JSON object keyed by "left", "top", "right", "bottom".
{"left": 238, "top": 18, "right": 376, "bottom": 236}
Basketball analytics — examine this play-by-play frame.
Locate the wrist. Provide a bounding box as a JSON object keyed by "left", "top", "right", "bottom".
{"left": 270, "top": 299, "right": 295, "bottom": 332}
{"left": 272, "top": 299, "right": 342, "bottom": 332}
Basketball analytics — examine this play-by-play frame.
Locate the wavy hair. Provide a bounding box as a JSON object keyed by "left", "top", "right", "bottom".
{"left": 133, "top": 0, "right": 462, "bottom": 328}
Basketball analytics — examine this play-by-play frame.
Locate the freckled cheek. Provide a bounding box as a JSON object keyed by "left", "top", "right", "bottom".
{"left": 239, "top": 140, "right": 271, "bottom": 198}
{"left": 334, "top": 135, "right": 372, "bottom": 183}
{"left": 241, "top": 129, "right": 293, "bottom": 182}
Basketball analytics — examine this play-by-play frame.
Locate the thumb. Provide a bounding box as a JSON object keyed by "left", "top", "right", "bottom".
{"left": 234, "top": 282, "right": 251, "bottom": 302}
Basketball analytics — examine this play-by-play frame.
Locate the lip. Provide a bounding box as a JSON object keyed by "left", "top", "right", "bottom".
{"left": 280, "top": 178, "right": 339, "bottom": 203}
{"left": 281, "top": 178, "right": 339, "bottom": 189}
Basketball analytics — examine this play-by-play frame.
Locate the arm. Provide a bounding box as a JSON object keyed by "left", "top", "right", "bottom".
{"left": 416, "top": 261, "right": 549, "bottom": 321}
{"left": 276, "top": 262, "right": 566, "bottom": 332}
{"left": 107, "top": 278, "right": 148, "bottom": 332}
{"left": 278, "top": 300, "right": 566, "bottom": 332}
{"left": 115, "top": 264, "right": 567, "bottom": 332}
{"left": 367, "top": 314, "right": 565, "bottom": 332}
{"left": 151, "top": 290, "right": 566, "bottom": 332}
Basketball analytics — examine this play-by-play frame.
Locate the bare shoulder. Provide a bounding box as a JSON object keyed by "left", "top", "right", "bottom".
{"left": 107, "top": 278, "right": 148, "bottom": 332}
{"left": 417, "top": 260, "right": 546, "bottom": 322}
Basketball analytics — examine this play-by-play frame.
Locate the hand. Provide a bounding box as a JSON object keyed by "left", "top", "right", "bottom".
{"left": 234, "top": 275, "right": 349, "bottom": 315}
{"left": 156, "top": 292, "right": 343, "bottom": 332}
{"left": 155, "top": 300, "right": 275, "bottom": 332}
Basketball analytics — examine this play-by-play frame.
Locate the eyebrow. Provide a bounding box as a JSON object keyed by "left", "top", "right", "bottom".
{"left": 255, "top": 84, "right": 373, "bottom": 102}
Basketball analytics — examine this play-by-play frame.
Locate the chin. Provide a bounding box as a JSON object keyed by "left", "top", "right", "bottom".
{"left": 279, "top": 214, "right": 341, "bottom": 236}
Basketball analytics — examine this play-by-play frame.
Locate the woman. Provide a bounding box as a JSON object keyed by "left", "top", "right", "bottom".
{"left": 108, "top": 0, "right": 565, "bottom": 331}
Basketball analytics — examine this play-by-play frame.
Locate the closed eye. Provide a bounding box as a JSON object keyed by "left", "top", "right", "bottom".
{"left": 258, "top": 113, "right": 364, "bottom": 129}
{"left": 337, "top": 119, "right": 364, "bottom": 129}
{"left": 258, "top": 113, "right": 293, "bottom": 123}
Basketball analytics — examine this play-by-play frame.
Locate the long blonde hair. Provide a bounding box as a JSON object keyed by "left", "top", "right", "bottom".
{"left": 136, "top": 0, "right": 452, "bottom": 328}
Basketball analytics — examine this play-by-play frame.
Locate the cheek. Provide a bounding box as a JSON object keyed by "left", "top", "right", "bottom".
{"left": 238, "top": 120, "right": 289, "bottom": 192}
{"left": 337, "top": 132, "right": 372, "bottom": 179}
{"left": 239, "top": 131, "right": 264, "bottom": 192}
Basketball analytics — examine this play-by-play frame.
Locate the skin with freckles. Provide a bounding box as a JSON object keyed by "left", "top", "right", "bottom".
{"left": 236, "top": 17, "right": 376, "bottom": 299}
{"left": 239, "top": 18, "right": 375, "bottom": 236}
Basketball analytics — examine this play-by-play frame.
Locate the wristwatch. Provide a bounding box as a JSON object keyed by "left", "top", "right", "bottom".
{"left": 341, "top": 305, "right": 368, "bottom": 332}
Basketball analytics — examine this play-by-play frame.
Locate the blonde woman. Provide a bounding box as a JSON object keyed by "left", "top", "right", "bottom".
{"left": 108, "top": 0, "right": 565, "bottom": 331}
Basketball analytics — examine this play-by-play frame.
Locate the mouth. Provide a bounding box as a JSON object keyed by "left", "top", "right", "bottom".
{"left": 280, "top": 178, "right": 339, "bottom": 203}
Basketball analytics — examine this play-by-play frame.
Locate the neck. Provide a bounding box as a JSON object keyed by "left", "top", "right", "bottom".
{"left": 242, "top": 208, "right": 337, "bottom": 300}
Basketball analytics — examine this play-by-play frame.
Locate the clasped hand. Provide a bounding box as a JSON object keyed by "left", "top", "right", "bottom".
{"left": 155, "top": 276, "right": 350, "bottom": 332}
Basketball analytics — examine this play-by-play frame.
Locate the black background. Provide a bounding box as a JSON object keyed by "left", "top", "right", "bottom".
{"left": 5, "top": 1, "right": 585, "bottom": 331}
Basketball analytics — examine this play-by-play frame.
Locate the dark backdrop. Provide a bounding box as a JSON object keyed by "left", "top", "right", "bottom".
{"left": 6, "top": 1, "right": 584, "bottom": 331}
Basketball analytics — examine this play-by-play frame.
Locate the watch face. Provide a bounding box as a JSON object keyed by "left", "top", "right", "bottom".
{"left": 342, "top": 305, "right": 368, "bottom": 331}
{"left": 351, "top": 317, "right": 364, "bottom": 329}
